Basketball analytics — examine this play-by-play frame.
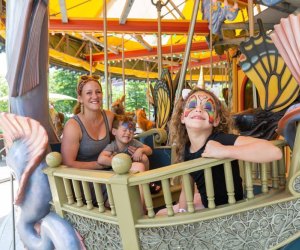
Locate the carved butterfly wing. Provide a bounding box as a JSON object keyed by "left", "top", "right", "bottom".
{"left": 153, "top": 80, "right": 171, "bottom": 129}
{"left": 239, "top": 19, "right": 299, "bottom": 112}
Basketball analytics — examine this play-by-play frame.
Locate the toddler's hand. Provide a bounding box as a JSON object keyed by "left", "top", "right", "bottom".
{"left": 131, "top": 148, "right": 143, "bottom": 162}
{"left": 128, "top": 146, "right": 137, "bottom": 155}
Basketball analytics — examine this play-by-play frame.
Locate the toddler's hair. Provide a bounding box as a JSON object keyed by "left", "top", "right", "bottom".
{"left": 112, "top": 114, "right": 135, "bottom": 129}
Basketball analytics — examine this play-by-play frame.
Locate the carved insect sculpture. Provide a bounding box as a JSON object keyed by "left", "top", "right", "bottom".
{"left": 0, "top": 113, "right": 84, "bottom": 250}
{"left": 236, "top": 19, "right": 299, "bottom": 140}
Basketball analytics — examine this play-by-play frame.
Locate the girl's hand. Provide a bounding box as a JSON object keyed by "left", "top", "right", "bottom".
{"left": 201, "top": 140, "right": 229, "bottom": 159}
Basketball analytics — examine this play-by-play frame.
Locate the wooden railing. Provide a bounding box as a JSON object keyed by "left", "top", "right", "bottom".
{"left": 43, "top": 135, "right": 300, "bottom": 249}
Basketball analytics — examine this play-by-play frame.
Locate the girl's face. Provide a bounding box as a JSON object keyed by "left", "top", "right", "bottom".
{"left": 78, "top": 80, "right": 103, "bottom": 111}
{"left": 181, "top": 91, "right": 219, "bottom": 129}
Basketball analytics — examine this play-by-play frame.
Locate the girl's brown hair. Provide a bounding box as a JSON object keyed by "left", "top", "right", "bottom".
{"left": 169, "top": 87, "right": 233, "bottom": 163}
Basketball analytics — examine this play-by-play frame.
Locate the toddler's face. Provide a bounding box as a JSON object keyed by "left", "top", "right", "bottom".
{"left": 183, "top": 91, "right": 217, "bottom": 124}
{"left": 113, "top": 121, "right": 135, "bottom": 144}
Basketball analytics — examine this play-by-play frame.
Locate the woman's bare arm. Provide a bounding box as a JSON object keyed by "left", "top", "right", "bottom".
{"left": 61, "top": 119, "right": 102, "bottom": 169}
{"left": 98, "top": 150, "right": 114, "bottom": 167}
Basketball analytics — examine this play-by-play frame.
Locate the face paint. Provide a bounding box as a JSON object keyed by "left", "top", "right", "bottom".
{"left": 204, "top": 98, "right": 215, "bottom": 124}
{"left": 184, "top": 94, "right": 197, "bottom": 117}
{"left": 121, "top": 121, "right": 136, "bottom": 132}
{"left": 183, "top": 92, "right": 217, "bottom": 124}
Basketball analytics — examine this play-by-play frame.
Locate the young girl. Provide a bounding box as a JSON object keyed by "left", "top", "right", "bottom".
{"left": 169, "top": 87, "right": 282, "bottom": 210}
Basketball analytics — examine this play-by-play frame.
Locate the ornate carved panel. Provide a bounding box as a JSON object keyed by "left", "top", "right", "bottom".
{"left": 65, "top": 213, "right": 122, "bottom": 250}
{"left": 139, "top": 199, "right": 300, "bottom": 249}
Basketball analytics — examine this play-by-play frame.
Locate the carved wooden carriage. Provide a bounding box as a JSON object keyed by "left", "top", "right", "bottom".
{"left": 43, "top": 116, "right": 300, "bottom": 249}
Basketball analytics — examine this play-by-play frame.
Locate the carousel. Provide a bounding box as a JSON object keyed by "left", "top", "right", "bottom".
{"left": 1, "top": 0, "right": 300, "bottom": 249}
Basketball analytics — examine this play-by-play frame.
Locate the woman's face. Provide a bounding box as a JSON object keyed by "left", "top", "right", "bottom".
{"left": 181, "top": 91, "right": 218, "bottom": 129}
{"left": 78, "top": 80, "right": 103, "bottom": 111}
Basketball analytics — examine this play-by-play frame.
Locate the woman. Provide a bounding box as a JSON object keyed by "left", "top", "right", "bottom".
{"left": 61, "top": 75, "right": 114, "bottom": 169}
{"left": 169, "top": 87, "right": 282, "bottom": 210}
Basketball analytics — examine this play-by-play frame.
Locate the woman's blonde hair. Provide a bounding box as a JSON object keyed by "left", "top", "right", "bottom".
{"left": 169, "top": 87, "right": 233, "bottom": 163}
{"left": 73, "top": 75, "right": 102, "bottom": 114}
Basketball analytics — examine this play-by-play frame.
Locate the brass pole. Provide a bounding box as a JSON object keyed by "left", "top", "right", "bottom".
{"left": 151, "top": 0, "right": 170, "bottom": 80}
{"left": 89, "top": 41, "right": 93, "bottom": 75}
{"left": 122, "top": 33, "right": 126, "bottom": 109}
{"left": 209, "top": 0, "right": 213, "bottom": 88}
{"left": 248, "top": 0, "right": 257, "bottom": 108}
{"left": 175, "top": 0, "right": 200, "bottom": 101}
{"left": 103, "top": 0, "right": 109, "bottom": 109}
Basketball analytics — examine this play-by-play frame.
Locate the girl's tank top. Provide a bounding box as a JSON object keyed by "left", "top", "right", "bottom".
{"left": 73, "top": 110, "right": 110, "bottom": 161}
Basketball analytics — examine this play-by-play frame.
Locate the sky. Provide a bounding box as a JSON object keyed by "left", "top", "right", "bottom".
{"left": 0, "top": 53, "right": 7, "bottom": 78}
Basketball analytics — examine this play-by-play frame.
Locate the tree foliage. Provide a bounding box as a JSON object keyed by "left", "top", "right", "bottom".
{"left": 0, "top": 75, "right": 8, "bottom": 112}
{"left": 125, "top": 80, "right": 154, "bottom": 118}
{"left": 48, "top": 68, "right": 80, "bottom": 119}
{"left": 0, "top": 67, "right": 154, "bottom": 121}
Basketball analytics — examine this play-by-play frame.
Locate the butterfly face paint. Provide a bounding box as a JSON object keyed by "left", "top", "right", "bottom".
{"left": 184, "top": 92, "right": 217, "bottom": 124}
{"left": 121, "top": 121, "right": 136, "bottom": 132}
{"left": 183, "top": 95, "right": 197, "bottom": 118}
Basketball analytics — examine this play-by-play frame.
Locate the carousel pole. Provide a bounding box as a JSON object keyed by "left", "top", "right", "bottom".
{"left": 175, "top": 0, "right": 201, "bottom": 101}
{"left": 189, "top": 55, "right": 192, "bottom": 85}
{"left": 103, "top": 0, "right": 110, "bottom": 109}
{"left": 146, "top": 61, "right": 150, "bottom": 118}
{"left": 248, "top": 0, "right": 257, "bottom": 108}
{"left": 89, "top": 41, "right": 93, "bottom": 75}
{"left": 10, "top": 171, "right": 15, "bottom": 250}
{"left": 171, "top": 35, "right": 173, "bottom": 76}
{"left": 122, "top": 33, "right": 126, "bottom": 109}
{"left": 209, "top": 0, "right": 213, "bottom": 87}
{"left": 151, "top": 0, "right": 170, "bottom": 80}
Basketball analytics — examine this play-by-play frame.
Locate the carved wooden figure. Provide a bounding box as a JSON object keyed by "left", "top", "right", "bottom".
{"left": 0, "top": 113, "right": 83, "bottom": 250}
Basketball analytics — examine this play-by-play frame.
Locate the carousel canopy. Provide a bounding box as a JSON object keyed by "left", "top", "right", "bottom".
{"left": 0, "top": 0, "right": 300, "bottom": 80}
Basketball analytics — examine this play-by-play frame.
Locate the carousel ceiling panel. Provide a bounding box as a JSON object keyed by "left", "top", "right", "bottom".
{"left": 5, "top": 0, "right": 290, "bottom": 80}
{"left": 49, "top": 0, "right": 106, "bottom": 19}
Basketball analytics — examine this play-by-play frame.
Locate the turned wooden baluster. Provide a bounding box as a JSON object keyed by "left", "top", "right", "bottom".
{"left": 72, "top": 180, "right": 84, "bottom": 207}
{"left": 93, "top": 183, "right": 106, "bottom": 213}
{"left": 63, "top": 178, "right": 75, "bottom": 205}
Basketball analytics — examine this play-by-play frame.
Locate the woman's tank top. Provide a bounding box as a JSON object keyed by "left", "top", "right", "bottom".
{"left": 73, "top": 110, "right": 111, "bottom": 162}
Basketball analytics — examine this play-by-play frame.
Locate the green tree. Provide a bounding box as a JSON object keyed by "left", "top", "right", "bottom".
{"left": 0, "top": 75, "right": 8, "bottom": 112}
{"left": 49, "top": 68, "right": 80, "bottom": 119}
{"left": 125, "top": 80, "right": 149, "bottom": 113}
